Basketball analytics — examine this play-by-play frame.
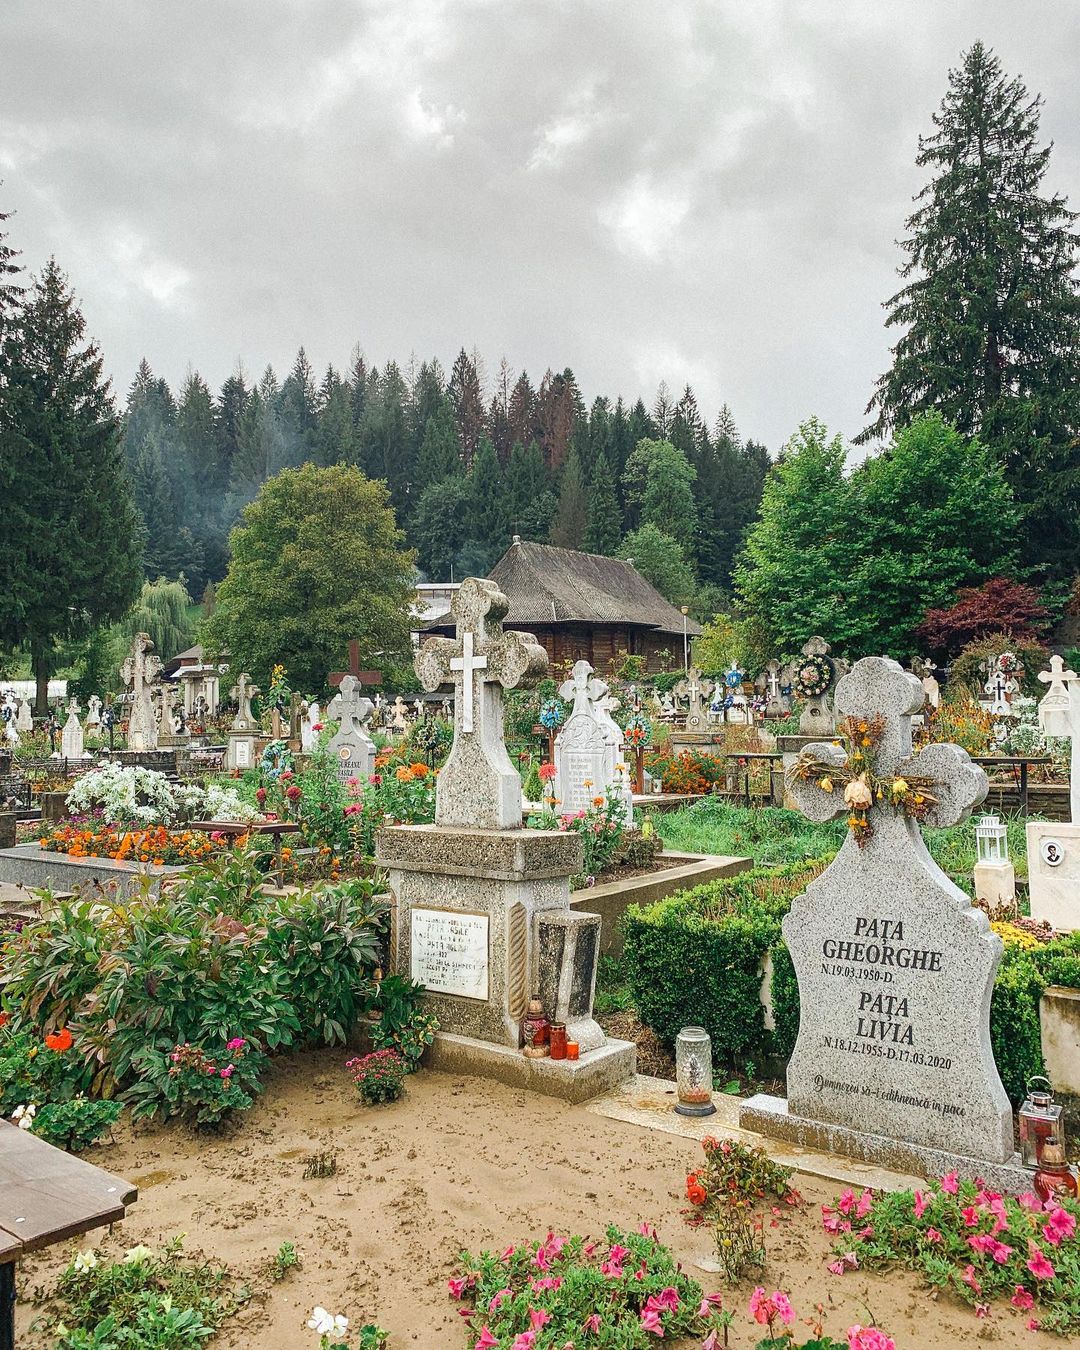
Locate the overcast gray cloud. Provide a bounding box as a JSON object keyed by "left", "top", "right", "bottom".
{"left": 3, "top": 0, "right": 1078, "bottom": 450}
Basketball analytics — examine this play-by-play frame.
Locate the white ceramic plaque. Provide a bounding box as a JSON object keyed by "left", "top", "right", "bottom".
{"left": 411, "top": 908, "right": 489, "bottom": 1001}
{"left": 235, "top": 740, "right": 251, "bottom": 767}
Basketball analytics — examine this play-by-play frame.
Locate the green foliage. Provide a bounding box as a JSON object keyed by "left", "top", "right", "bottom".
{"left": 947, "top": 632, "right": 1051, "bottom": 699}
{"left": 0, "top": 259, "right": 142, "bottom": 708}
{"left": 120, "top": 578, "right": 195, "bottom": 662}
{"left": 736, "top": 413, "right": 1020, "bottom": 661}
{"left": 583, "top": 451, "right": 621, "bottom": 555}
{"left": 127, "top": 1037, "right": 266, "bottom": 1127}
{"left": 46, "top": 1236, "right": 240, "bottom": 1350}
{"left": 624, "top": 860, "right": 830, "bottom": 1062}
{"left": 25, "top": 1097, "right": 123, "bottom": 1152}
{"left": 346, "top": 1048, "right": 407, "bottom": 1105}
{"left": 201, "top": 463, "right": 415, "bottom": 691}
{"left": 656, "top": 799, "right": 845, "bottom": 866}
{"left": 863, "top": 41, "right": 1080, "bottom": 582}
{"left": 0, "top": 1020, "right": 91, "bottom": 1114}
{"left": 548, "top": 444, "right": 588, "bottom": 550}
{"left": 622, "top": 438, "right": 698, "bottom": 551}
{"left": 1, "top": 855, "right": 388, "bottom": 1101}
{"left": 834, "top": 1176, "right": 1080, "bottom": 1335}
{"left": 452, "top": 1226, "right": 718, "bottom": 1347}
{"left": 618, "top": 524, "right": 695, "bottom": 605}
{"left": 270, "top": 1242, "right": 300, "bottom": 1281}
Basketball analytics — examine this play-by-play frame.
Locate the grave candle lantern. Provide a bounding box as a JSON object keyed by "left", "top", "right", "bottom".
{"left": 674, "top": 1026, "right": 716, "bottom": 1117}
{"left": 1019, "top": 1077, "right": 1076, "bottom": 1199}
{"left": 976, "top": 814, "right": 1009, "bottom": 866}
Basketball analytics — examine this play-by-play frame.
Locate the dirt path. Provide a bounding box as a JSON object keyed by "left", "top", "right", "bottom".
{"left": 15, "top": 1051, "right": 1077, "bottom": 1348}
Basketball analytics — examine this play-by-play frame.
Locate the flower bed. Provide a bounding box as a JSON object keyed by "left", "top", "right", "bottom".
{"left": 39, "top": 823, "right": 238, "bottom": 865}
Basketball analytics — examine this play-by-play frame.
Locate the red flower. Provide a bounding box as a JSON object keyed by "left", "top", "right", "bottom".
{"left": 0, "top": 1012, "right": 8, "bottom": 1029}
{"left": 686, "top": 1173, "right": 707, "bottom": 1206}
{"left": 285, "top": 785, "right": 302, "bottom": 801}
{"left": 45, "top": 1027, "right": 73, "bottom": 1052}
{"left": 255, "top": 787, "right": 267, "bottom": 804}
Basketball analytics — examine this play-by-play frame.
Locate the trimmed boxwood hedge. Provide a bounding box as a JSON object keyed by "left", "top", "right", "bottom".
{"left": 624, "top": 858, "right": 1080, "bottom": 1103}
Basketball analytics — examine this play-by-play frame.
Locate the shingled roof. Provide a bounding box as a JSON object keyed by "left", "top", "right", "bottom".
{"left": 425, "top": 539, "right": 701, "bottom": 637}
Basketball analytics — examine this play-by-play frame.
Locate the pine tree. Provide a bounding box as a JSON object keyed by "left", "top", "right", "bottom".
{"left": 177, "top": 371, "right": 218, "bottom": 504}
{"left": 549, "top": 445, "right": 588, "bottom": 549}
{"left": 468, "top": 436, "right": 508, "bottom": 567}
{"left": 0, "top": 259, "right": 141, "bottom": 710}
{"left": 0, "top": 193, "right": 24, "bottom": 336}
{"left": 449, "top": 348, "right": 485, "bottom": 468}
{"left": 229, "top": 367, "right": 284, "bottom": 507}
{"left": 215, "top": 369, "right": 249, "bottom": 493}
{"left": 349, "top": 348, "right": 368, "bottom": 429}
{"left": 315, "top": 365, "right": 356, "bottom": 466}
{"left": 508, "top": 371, "right": 536, "bottom": 450}
{"left": 583, "top": 452, "right": 621, "bottom": 555}
{"left": 415, "top": 403, "right": 462, "bottom": 484}
{"left": 279, "top": 346, "right": 318, "bottom": 467}
{"left": 862, "top": 42, "right": 1080, "bottom": 579}
{"left": 652, "top": 381, "right": 673, "bottom": 436}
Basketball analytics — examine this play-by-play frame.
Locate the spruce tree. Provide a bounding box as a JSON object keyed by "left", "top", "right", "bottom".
{"left": 215, "top": 369, "right": 249, "bottom": 489}
{"left": 279, "top": 346, "right": 318, "bottom": 467}
{"left": 0, "top": 194, "right": 24, "bottom": 337}
{"left": 583, "top": 452, "right": 621, "bottom": 555}
{"left": 415, "top": 404, "right": 462, "bottom": 484}
{"left": 862, "top": 42, "right": 1080, "bottom": 579}
{"left": 0, "top": 259, "right": 141, "bottom": 710}
{"left": 468, "top": 436, "right": 507, "bottom": 566}
{"left": 548, "top": 445, "right": 588, "bottom": 549}
{"left": 314, "top": 365, "right": 356, "bottom": 466}
{"left": 449, "top": 348, "right": 485, "bottom": 468}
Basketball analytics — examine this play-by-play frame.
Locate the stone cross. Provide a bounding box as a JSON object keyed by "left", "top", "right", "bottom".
{"left": 326, "top": 675, "right": 375, "bottom": 783}
{"left": 784, "top": 635, "right": 848, "bottom": 736}
{"left": 230, "top": 674, "right": 260, "bottom": 730}
{"left": 16, "top": 699, "right": 33, "bottom": 734}
{"left": 674, "top": 666, "right": 715, "bottom": 732}
{"left": 1038, "top": 655, "right": 1080, "bottom": 822}
{"left": 755, "top": 659, "right": 787, "bottom": 718}
{"left": 778, "top": 656, "right": 1013, "bottom": 1165}
{"left": 120, "top": 632, "right": 163, "bottom": 752}
{"left": 333, "top": 675, "right": 374, "bottom": 735}
{"left": 391, "top": 695, "right": 409, "bottom": 731}
{"left": 559, "top": 660, "right": 608, "bottom": 718}
{"left": 415, "top": 576, "right": 547, "bottom": 829}
{"left": 85, "top": 695, "right": 102, "bottom": 728}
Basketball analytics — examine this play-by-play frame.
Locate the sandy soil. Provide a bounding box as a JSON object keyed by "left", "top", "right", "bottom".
{"left": 15, "top": 1051, "right": 1079, "bottom": 1349}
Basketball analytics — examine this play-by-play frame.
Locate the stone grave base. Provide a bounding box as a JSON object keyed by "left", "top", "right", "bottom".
{"left": 740, "top": 1094, "right": 1033, "bottom": 1195}
{"left": 427, "top": 1031, "right": 636, "bottom": 1105}
{"left": 1026, "top": 822, "right": 1080, "bottom": 932}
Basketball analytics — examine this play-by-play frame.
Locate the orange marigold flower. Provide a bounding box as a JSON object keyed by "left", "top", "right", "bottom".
{"left": 45, "top": 1027, "right": 73, "bottom": 1052}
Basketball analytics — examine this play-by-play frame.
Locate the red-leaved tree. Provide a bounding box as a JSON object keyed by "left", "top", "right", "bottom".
{"left": 916, "top": 577, "right": 1049, "bottom": 657}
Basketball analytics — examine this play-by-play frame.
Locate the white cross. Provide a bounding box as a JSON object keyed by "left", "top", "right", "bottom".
{"left": 450, "top": 630, "right": 488, "bottom": 734}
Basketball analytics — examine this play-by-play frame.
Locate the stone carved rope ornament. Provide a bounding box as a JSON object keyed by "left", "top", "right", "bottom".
{"left": 788, "top": 711, "right": 941, "bottom": 846}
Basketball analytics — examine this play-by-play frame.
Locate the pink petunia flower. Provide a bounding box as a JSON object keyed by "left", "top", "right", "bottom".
{"left": 925, "top": 1227, "right": 942, "bottom": 1244}
{"left": 1011, "top": 1286, "right": 1035, "bottom": 1310}
{"left": 961, "top": 1264, "right": 981, "bottom": 1293}
{"left": 529, "top": 1309, "right": 551, "bottom": 1331}
{"left": 941, "top": 1172, "right": 959, "bottom": 1194}
{"left": 1027, "top": 1247, "right": 1055, "bottom": 1281}
{"left": 474, "top": 1328, "right": 498, "bottom": 1350}
{"left": 913, "top": 1190, "right": 929, "bottom": 1219}
{"left": 639, "top": 1306, "right": 664, "bottom": 1335}
{"left": 511, "top": 1334, "right": 536, "bottom": 1350}
{"left": 583, "top": 1313, "right": 601, "bottom": 1333}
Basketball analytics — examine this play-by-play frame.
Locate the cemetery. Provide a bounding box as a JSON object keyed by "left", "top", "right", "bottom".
{"left": 3, "top": 10, "right": 1080, "bottom": 1350}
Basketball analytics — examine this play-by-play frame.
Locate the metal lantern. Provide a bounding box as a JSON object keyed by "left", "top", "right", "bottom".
{"left": 1019, "top": 1077, "right": 1068, "bottom": 1169}
{"left": 674, "top": 1026, "right": 716, "bottom": 1117}
{"left": 975, "top": 815, "right": 1009, "bottom": 865}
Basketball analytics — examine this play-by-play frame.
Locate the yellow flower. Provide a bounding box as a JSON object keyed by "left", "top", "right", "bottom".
{"left": 891, "top": 777, "right": 909, "bottom": 797}
{"left": 817, "top": 776, "right": 834, "bottom": 793}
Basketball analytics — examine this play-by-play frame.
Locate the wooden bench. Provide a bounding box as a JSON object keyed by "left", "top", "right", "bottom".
{"left": 0, "top": 1121, "right": 137, "bottom": 1348}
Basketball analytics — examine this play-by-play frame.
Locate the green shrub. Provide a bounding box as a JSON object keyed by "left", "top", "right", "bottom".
{"left": 127, "top": 1036, "right": 267, "bottom": 1127}
{"left": 26, "top": 1097, "right": 123, "bottom": 1152}
{"left": 623, "top": 859, "right": 829, "bottom": 1063}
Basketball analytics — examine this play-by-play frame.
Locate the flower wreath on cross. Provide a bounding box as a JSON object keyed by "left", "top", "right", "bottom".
{"left": 791, "top": 652, "right": 834, "bottom": 700}
{"left": 623, "top": 711, "right": 652, "bottom": 748}
{"left": 538, "top": 697, "right": 564, "bottom": 731}
{"left": 787, "top": 713, "right": 941, "bottom": 846}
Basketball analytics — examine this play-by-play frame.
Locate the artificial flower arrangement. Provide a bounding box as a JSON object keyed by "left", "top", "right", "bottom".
{"left": 787, "top": 713, "right": 939, "bottom": 847}
{"left": 65, "top": 761, "right": 258, "bottom": 827}
{"left": 538, "top": 698, "right": 565, "bottom": 732}
{"left": 791, "top": 653, "right": 834, "bottom": 700}
{"left": 623, "top": 711, "right": 652, "bottom": 749}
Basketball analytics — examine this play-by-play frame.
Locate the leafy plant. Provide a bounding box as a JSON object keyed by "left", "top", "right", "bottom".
{"left": 126, "top": 1037, "right": 267, "bottom": 1127}
{"left": 346, "top": 1049, "right": 407, "bottom": 1105}
{"left": 19, "top": 1096, "right": 123, "bottom": 1152}
{"left": 44, "top": 1236, "right": 241, "bottom": 1349}
{"left": 271, "top": 1241, "right": 301, "bottom": 1281}
{"left": 826, "top": 1174, "right": 1080, "bottom": 1336}
{"left": 449, "top": 1225, "right": 724, "bottom": 1347}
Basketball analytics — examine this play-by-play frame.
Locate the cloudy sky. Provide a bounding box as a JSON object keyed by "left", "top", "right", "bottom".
{"left": 3, "top": 0, "right": 1078, "bottom": 451}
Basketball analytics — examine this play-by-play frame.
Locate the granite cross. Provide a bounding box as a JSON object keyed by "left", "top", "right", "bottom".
{"left": 120, "top": 632, "right": 163, "bottom": 752}
{"left": 559, "top": 660, "right": 608, "bottom": 718}
{"left": 674, "top": 666, "right": 714, "bottom": 730}
{"left": 778, "top": 656, "right": 1013, "bottom": 1165}
{"left": 1038, "top": 655, "right": 1080, "bottom": 822}
{"left": 331, "top": 674, "right": 374, "bottom": 735}
{"left": 230, "top": 673, "right": 260, "bottom": 730}
{"left": 415, "top": 576, "right": 547, "bottom": 829}
{"left": 784, "top": 635, "right": 848, "bottom": 736}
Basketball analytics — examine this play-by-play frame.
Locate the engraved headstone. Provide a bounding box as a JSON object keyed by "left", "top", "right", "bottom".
{"left": 1, "top": 693, "right": 18, "bottom": 746}
{"left": 783, "top": 635, "right": 847, "bottom": 736}
{"left": 1027, "top": 657, "right": 1080, "bottom": 931}
{"left": 61, "top": 702, "right": 84, "bottom": 759}
{"left": 741, "top": 657, "right": 1028, "bottom": 1187}
{"left": 326, "top": 675, "right": 375, "bottom": 785}
{"left": 554, "top": 661, "right": 611, "bottom": 816}
{"left": 121, "top": 633, "right": 163, "bottom": 752}
{"left": 755, "top": 660, "right": 789, "bottom": 719}
{"left": 411, "top": 908, "right": 490, "bottom": 1001}
{"left": 673, "top": 666, "right": 714, "bottom": 732}
{"left": 230, "top": 674, "right": 260, "bottom": 731}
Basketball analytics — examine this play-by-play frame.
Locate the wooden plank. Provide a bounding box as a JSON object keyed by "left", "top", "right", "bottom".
{"left": 0, "top": 1123, "right": 136, "bottom": 1257}
{"left": 0, "top": 1225, "right": 23, "bottom": 1262}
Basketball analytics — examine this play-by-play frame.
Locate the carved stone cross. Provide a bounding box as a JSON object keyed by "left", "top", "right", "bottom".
{"left": 230, "top": 673, "right": 260, "bottom": 731}
{"left": 1038, "top": 655, "right": 1080, "bottom": 822}
{"left": 780, "top": 656, "right": 1013, "bottom": 1166}
{"left": 415, "top": 576, "right": 547, "bottom": 829}
{"left": 783, "top": 635, "right": 848, "bottom": 736}
{"left": 121, "top": 632, "right": 163, "bottom": 751}
{"left": 559, "top": 660, "right": 608, "bottom": 718}
{"left": 674, "top": 665, "right": 714, "bottom": 731}
{"left": 331, "top": 674, "right": 374, "bottom": 735}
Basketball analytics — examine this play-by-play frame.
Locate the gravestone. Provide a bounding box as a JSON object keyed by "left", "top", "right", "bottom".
{"left": 302, "top": 699, "right": 321, "bottom": 753}
{"left": 918, "top": 659, "right": 940, "bottom": 710}
{"left": 377, "top": 577, "right": 633, "bottom": 1100}
{"left": 391, "top": 696, "right": 409, "bottom": 732}
{"left": 1027, "top": 656, "right": 1080, "bottom": 931}
{"left": 756, "top": 660, "right": 788, "bottom": 719}
{"left": 60, "top": 702, "right": 84, "bottom": 760}
{"left": 225, "top": 673, "right": 261, "bottom": 771}
{"left": 594, "top": 688, "right": 634, "bottom": 827}
{"left": 325, "top": 675, "right": 375, "bottom": 784}
{"left": 554, "top": 661, "right": 611, "bottom": 815}
{"left": 1, "top": 694, "right": 18, "bottom": 746}
{"left": 777, "top": 636, "right": 849, "bottom": 808}
{"left": 121, "top": 633, "right": 163, "bottom": 752}
{"left": 16, "top": 700, "right": 33, "bottom": 735}
{"left": 85, "top": 695, "right": 102, "bottom": 729}
{"left": 673, "top": 667, "right": 714, "bottom": 733}
{"left": 742, "top": 656, "right": 1030, "bottom": 1191}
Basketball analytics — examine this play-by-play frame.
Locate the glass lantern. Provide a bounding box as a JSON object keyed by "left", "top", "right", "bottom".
{"left": 674, "top": 1026, "right": 716, "bottom": 1117}
{"left": 975, "top": 815, "right": 1009, "bottom": 865}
